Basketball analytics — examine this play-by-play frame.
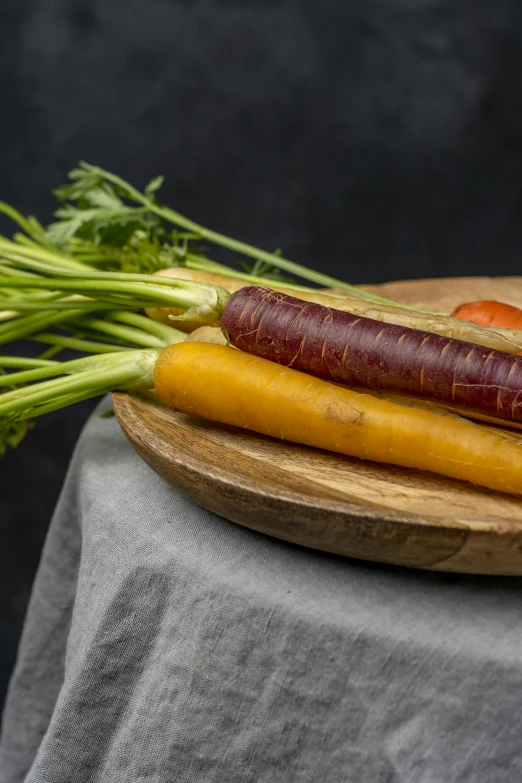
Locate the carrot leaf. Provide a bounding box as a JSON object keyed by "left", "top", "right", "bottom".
{"left": 0, "top": 411, "right": 33, "bottom": 454}
{"left": 40, "top": 162, "right": 427, "bottom": 309}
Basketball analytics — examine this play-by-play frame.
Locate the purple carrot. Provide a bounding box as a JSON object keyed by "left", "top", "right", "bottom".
{"left": 220, "top": 286, "right": 522, "bottom": 424}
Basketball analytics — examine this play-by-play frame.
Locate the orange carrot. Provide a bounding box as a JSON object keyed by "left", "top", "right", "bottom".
{"left": 154, "top": 341, "right": 522, "bottom": 495}
{"left": 452, "top": 300, "right": 522, "bottom": 329}
{"left": 4, "top": 337, "right": 522, "bottom": 494}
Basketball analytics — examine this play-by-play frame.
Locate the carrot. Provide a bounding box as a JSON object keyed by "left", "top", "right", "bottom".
{"left": 185, "top": 327, "right": 522, "bottom": 429}
{"left": 148, "top": 268, "right": 522, "bottom": 355}
{"left": 452, "top": 300, "right": 522, "bottom": 329}
{"left": 220, "top": 286, "right": 522, "bottom": 426}
{"left": 3, "top": 336, "right": 522, "bottom": 494}
{"left": 154, "top": 341, "right": 522, "bottom": 495}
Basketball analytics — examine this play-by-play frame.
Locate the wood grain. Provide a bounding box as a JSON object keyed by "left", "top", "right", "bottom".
{"left": 113, "top": 276, "right": 522, "bottom": 576}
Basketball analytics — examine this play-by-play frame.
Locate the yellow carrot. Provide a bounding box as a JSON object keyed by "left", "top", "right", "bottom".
{"left": 154, "top": 341, "right": 522, "bottom": 496}
{"left": 184, "top": 327, "right": 522, "bottom": 430}
{"left": 186, "top": 324, "right": 522, "bottom": 432}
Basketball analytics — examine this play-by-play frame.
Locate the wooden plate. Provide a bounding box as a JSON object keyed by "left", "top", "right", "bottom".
{"left": 113, "top": 277, "right": 522, "bottom": 576}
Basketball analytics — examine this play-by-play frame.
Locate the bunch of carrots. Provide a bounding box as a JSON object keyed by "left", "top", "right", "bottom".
{"left": 2, "top": 163, "right": 522, "bottom": 497}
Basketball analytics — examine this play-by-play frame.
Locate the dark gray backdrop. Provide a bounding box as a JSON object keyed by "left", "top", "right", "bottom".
{"left": 1, "top": 0, "right": 522, "bottom": 708}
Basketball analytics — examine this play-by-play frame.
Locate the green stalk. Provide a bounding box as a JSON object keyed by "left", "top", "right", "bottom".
{"left": 30, "top": 332, "right": 129, "bottom": 355}
{"left": 12, "top": 234, "right": 46, "bottom": 249}
{"left": 0, "top": 350, "right": 131, "bottom": 386}
{"left": 0, "top": 236, "right": 89, "bottom": 271}
{"left": 81, "top": 163, "right": 424, "bottom": 311}
{"left": 68, "top": 316, "right": 175, "bottom": 349}
{"left": 0, "top": 263, "right": 70, "bottom": 305}
{"left": 107, "top": 311, "right": 186, "bottom": 344}
{"left": 157, "top": 205, "right": 410, "bottom": 307}
{"left": 0, "top": 263, "right": 37, "bottom": 279}
{"left": 3, "top": 264, "right": 226, "bottom": 291}
{"left": 0, "top": 350, "right": 158, "bottom": 416}
{"left": 0, "top": 291, "right": 68, "bottom": 305}
{"left": 0, "top": 309, "right": 102, "bottom": 345}
{"left": 0, "top": 250, "right": 91, "bottom": 277}
{"left": 0, "top": 203, "right": 39, "bottom": 238}
{"left": 0, "top": 263, "right": 162, "bottom": 310}
{"left": 0, "top": 341, "right": 160, "bottom": 454}
{"left": 72, "top": 253, "right": 122, "bottom": 263}
{"left": 67, "top": 311, "right": 185, "bottom": 349}
{"left": 0, "top": 310, "right": 22, "bottom": 323}
{"left": 20, "top": 387, "right": 116, "bottom": 419}
{"left": 0, "top": 357, "right": 58, "bottom": 370}
{"left": 66, "top": 238, "right": 124, "bottom": 264}
{"left": 52, "top": 322, "right": 136, "bottom": 349}
{"left": 0, "top": 298, "right": 126, "bottom": 311}
{"left": 0, "top": 273, "right": 229, "bottom": 316}
{"left": 185, "top": 254, "right": 343, "bottom": 294}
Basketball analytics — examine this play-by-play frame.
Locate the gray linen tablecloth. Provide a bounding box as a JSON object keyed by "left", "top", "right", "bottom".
{"left": 1, "top": 399, "right": 522, "bottom": 783}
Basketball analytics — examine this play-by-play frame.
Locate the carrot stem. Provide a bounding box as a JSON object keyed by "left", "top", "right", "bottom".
{"left": 0, "top": 309, "right": 100, "bottom": 345}
{"left": 0, "top": 350, "right": 158, "bottom": 416}
{"left": 0, "top": 271, "right": 230, "bottom": 322}
{"left": 0, "top": 204, "right": 43, "bottom": 240}
{"left": 66, "top": 316, "right": 176, "bottom": 349}
{"left": 19, "top": 388, "right": 114, "bottom": 418}
{"left": 0, "top": 357, "right": 58, "bottom": 369}
{"left": 185, "top": 255, "right": 334, "bottom": 294}
{"left": 77, "top": 163, "right": 429, "bottom": 311}
{"left": 0, "top": 237, "right": 89, "bottom": 271}
{"left": 30, "top": 332, "right": 129, "bottom": 355}
{"left": 106, "top": 311, "right": 185, "bottom": 344}
{"left": 0, "top": 352, "right": 119, "bottom": 388}
{"left": 0, "top": 298, "right": 124, "bottom": 311}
